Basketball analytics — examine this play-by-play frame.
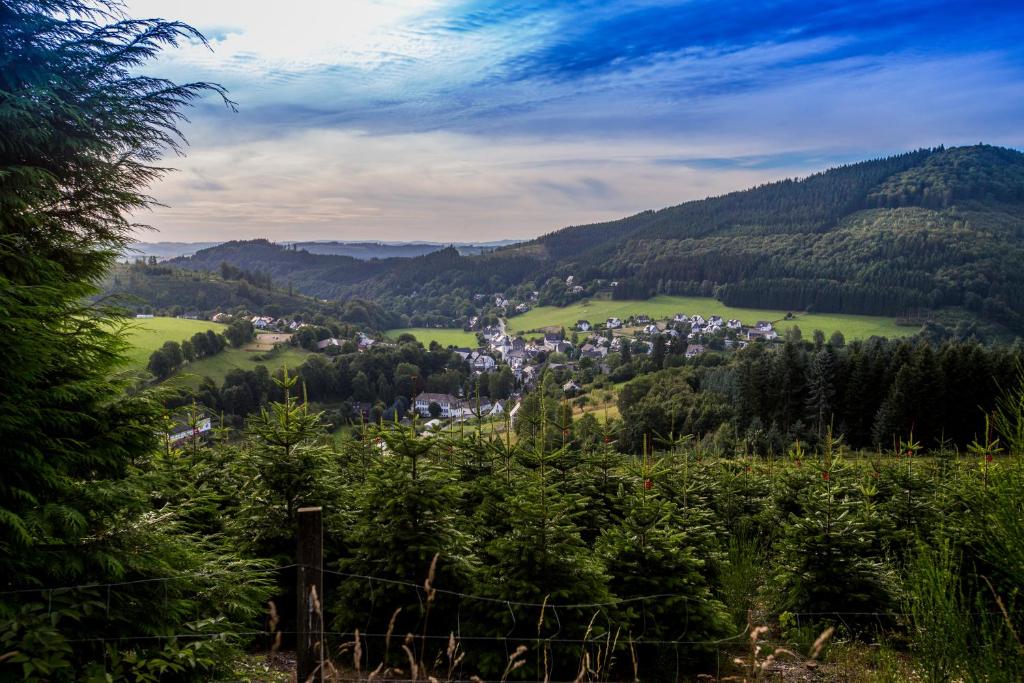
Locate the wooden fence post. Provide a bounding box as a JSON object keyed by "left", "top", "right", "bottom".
{"left": 297, "top": 506, "right": 324, "bottom": 683}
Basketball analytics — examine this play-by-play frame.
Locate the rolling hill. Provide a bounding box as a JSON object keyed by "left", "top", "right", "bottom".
{"left": 169, "top": 145, "right": 1024, "bottom": 334}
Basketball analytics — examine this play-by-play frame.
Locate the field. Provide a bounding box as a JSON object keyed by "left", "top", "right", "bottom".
{"left": 121, "top": 316, "right": 226, "bottom": 367}
{"left": 164, "top": 346, "right": 315, "bottom": 389}
{"left": 509, "top": 295, "right": 916, "bottom": 340}
{"left": 119, "top": 316, "right": 313, "bottom": 386}
{"left": 385, "top": 327, "right": 479, "bottom": 347}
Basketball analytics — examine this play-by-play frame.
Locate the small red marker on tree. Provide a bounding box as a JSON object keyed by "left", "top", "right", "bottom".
{"left": 986, "top": 454, "right": 993, "bottom": 463}
{"left": 822, "top": 471, "right": 830, "bottom": 481}
{"left": 643, "top": 478, "right": 653, "bottom": 490}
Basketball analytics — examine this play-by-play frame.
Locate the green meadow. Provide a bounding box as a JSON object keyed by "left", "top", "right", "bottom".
{"left": 164, "top": 346, "right": 315, "bottom": 389}
{"left": 385, "top": 327, "right": 479, "bottom": 347}
{"left": 509, "top": 295, "right": 916, "bottom": 340}
{"left": 119, "top": 316, "right": 314, "bottom": 386}
{"left": 121, "top": 316, "right": 226, "bottom": 366}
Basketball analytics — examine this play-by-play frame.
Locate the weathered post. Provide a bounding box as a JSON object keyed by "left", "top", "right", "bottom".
{"left": 297, "top": 506, "right": 324, "bottom": 682}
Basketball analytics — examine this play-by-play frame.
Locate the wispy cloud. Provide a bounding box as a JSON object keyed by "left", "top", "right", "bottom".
{"left": 124, "top": 0, "right": 1024, "bottom": 241}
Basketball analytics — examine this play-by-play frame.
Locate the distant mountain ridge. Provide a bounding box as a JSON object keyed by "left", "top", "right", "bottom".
{"left": 170, "top": 145, "right": 1024, "bottom": 333}
{"left": 133, "top": 239, "right": 521, "bottom": 261}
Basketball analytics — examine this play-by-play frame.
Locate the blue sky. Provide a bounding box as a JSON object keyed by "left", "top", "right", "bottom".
{"left": 127, "top": 0, "right": 1024, "bottom": 242}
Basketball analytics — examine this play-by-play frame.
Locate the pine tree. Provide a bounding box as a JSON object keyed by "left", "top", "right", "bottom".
{"left": 0, "top": 2, "right": 271, "bottom": 678}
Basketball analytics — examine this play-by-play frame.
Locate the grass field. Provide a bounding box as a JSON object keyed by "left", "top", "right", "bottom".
{"left": 509, "top": 295, "right": 916, "bottom": 340}
{"left": 385, "top": 327, "right": 479, "bottom": 347}
{"left": 122, "top": 317, "right": 226, "bottom": 367}
{"left": 164, "top": 346, "right": 315, "bottom": 389}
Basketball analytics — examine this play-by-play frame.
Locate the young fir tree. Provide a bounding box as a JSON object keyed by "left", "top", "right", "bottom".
{"left": 596, "top": 459, "right": 731, "bottom": 675}
{"left": 474, "top": 393, "right": 609, "bottom": 678}
{"left": 332, "top": 421, "right": 475, "bottom": 641}
{"left": 774, "top": 446, "right": 894, "bottom": 632}
{"left": 0, "top": 2, "right": 271, "bottom": 678}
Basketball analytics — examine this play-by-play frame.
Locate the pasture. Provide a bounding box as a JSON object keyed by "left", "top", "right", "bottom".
{"left": 121, "top": 316, "right": 226, "bottom": 367}
{"left": 164, "top": 346, "right": 315, "bottom": 389}
{"left": 385, "top": 327, "right": 479, "bottom": 348}
{"left": 509, "top": 295, "right": 916, "bottom": 340}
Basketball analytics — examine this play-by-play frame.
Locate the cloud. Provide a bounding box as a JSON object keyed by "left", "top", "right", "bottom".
{"left": 120, "top": 0, "right": 1024, "bottom": 242}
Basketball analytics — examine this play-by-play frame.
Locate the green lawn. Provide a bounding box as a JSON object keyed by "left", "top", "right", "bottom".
{"left": 119, "top": 316, "right": 314, "bottom": 386}
{"left": 122, "top": 316, "right": 226, "bottom": 367}
{"left": 164, "top": 346, "right": 315, "bottom": 389}
{"left": 385, "top": 327, "right": 479, "bottom": 348}
{"left": 508, "top": 295, "right": 916, "bottom": 340}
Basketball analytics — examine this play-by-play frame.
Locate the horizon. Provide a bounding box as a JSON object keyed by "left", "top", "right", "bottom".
{"left": 128, "top": 0, "right": 1024, "bottom": 243}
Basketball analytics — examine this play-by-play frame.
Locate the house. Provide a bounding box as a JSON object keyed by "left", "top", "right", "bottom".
{"left": 414, "top": 392, "right": 462, "bottom": 418}
{"left": 357, "top": 333, "right": 375, "bottom": 350}
{"left": 606, "top": 317, "right": 622, "bottom": 329}
{"left": 576, "top": 320, "right": 592, "bottom": 331}
{"left": 727, "top": 319, "right": 743, "bottom": 330}
{"left": 509, "top": 401, "right": 523, "bottom": 426}
{"left": 690, "top": 314, "right": 706, "bottom": 326}
{"left": 135, "top": 313, "right": 154, "bottom": 319}
{"left": 250, "top": 315, "right": 274, "bottom": 329}
{"left": 563, "top": 380, "right": 582, "bottom": 395}
{"left": 512, "top": 336, "right": 527, "bottom": 351}
{"left": 755, "top": 321, "right": 774, "bottom": 332}
{"left": 211, "top": 312, "right": 231, "bottom": 323}
{"left": 643, "top": 324, "right": 660, "bottom": 335}
{"left": 473, "top": 355, "right": 497, "bottom": 372}
{"left": 166, "top": 415, "right": 212, "bottom": 445}
{"left": 554, "top": 340, "right": 574, "bottom": 354}
{"left": 453, "top": 347, "right": 472, "bottom": 360}
{"left": 580, "top": 343, "right": 608, "bottom": 359}
{"left": 566, "top": 275, "right": 575, "bottom": 285}
{"left": 609, "top": 281, "right": 619, "bottom": 287}
{"left": 673, "top": 313, "right": 689, "bottom": 323}
{"left": 489, "top": 400, "right": 507, "bottom": 417}
{"left": 686, "top": 344, "right": 706, "bottom": 358}
{"left": 570, "top": 285, "right": 584, "bottom": 294}
{"left": 747, "top": 328, "right": 779, "bottom": 341}
{"left": 708, "top": 315, "right": 724, "bottom": 326}
{"left": 515, "top": 303, "right": 530, "bottom": 313}
{"left": 634, "top": 314, "right": 651, "bottom": 324}
{"left": 543, "top": 332, "right": 564, "bottom": 350}
{"left": 316, "top": 338, "right": 341, "bottom": 351}
{"left": 468, "top": 316, "right": 479, "bottom": 329}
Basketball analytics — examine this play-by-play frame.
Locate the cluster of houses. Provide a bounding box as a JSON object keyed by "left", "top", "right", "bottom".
{"left": 574, "top": 313, "right": 780, "bottom": 344}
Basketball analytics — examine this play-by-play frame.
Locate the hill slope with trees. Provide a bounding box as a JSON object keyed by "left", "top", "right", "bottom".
{"left": 170, "top": 145, "right": 1024, "bottom": 335}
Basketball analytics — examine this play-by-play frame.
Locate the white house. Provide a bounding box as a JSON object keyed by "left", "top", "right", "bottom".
{"left": 576, "top": 320, "right": 592, "bottom": 331}
{"left": 727, "top": 319, "right": 743, "bottom": 330}
{"left": 414, "top": 392, "right": 462, "bottom": 418}
{"left": 316, "top": 338, "right": 341, "bottom": 351}
{"left": 473, "top": 355, "right": 497, "bottom": 372}
{"left": 690, "top": 314, "right": 706, "bottom": 326}
{"left": 686, "top": 344, "right": 706, "bottom": 358}
{"left": 563, "top": 380, "right": 582, "bottom": 394}
{"left": 643, "top": 324, "right": 660, "bottom": 335}
{"left": 606, "top": 317, "right": 623, "bottom": 329}
{"left": 515, "top": 303, "right": 530, "bottom": 313}
{"left": 673, "top": 313, "right": 689, "bottom": 323}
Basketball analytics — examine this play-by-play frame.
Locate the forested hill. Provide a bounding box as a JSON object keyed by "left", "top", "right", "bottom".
{"left": 172, "top": 145, "right": 1024, "bottom": 332}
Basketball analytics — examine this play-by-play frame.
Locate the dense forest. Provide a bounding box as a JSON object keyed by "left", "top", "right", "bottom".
{"left": 168, "top": 145, "right": 1024, "bottom": 336}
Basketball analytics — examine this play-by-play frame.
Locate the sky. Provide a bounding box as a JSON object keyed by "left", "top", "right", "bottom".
{"left": 125, "top": 0, "right": 1024, "bottom": 243}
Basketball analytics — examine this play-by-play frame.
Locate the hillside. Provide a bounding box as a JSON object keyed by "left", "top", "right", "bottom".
{"left": 170, "top": 145, "right": 1024, "bottom": 334}
{"left": 100, "top": 262, "right": 400, "bottom": 330}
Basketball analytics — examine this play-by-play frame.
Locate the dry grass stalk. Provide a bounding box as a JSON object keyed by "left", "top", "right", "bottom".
{"left": 500, "top": 645, "right": 528, "bottom": 683}
{"left": 729, "top": 620, "right": 834, "bottom": 682}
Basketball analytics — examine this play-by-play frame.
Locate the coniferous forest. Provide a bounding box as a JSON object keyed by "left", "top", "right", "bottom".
{"left": 2, "top": 1, "right": 1024, "bottom": 682}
